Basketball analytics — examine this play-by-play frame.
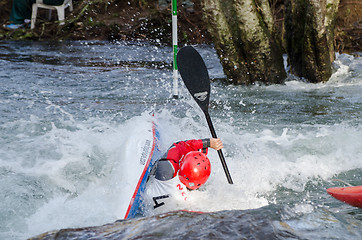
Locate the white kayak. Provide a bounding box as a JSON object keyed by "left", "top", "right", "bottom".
{"left": 120, "top": 119, "right": 162, "bottom": 219}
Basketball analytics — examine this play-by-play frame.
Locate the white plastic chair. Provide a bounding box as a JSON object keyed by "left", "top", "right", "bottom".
{"left": 31, "top": 0, "right": 73, "bottom": 29}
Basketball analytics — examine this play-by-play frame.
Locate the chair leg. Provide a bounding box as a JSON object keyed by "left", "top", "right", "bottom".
{"left": 31, "top": 4, "right": 38, "bottom": 29}
{"left": 69, "top": 0, "right": 73, "bottom": 12}
{"left": 56, "top": 7, "right": 65, "bottom": 25}
{"left": 46, "top": 9, "right": 52, "bottom": 20}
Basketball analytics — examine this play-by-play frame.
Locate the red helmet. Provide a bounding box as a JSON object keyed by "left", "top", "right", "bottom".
{"left": 178, "top": 151, "right": 211, "bottom": 190}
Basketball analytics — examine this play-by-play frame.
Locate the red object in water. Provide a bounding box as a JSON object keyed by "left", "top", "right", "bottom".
{"left": 327, "top": 186, "right": 362, "bottom": 208}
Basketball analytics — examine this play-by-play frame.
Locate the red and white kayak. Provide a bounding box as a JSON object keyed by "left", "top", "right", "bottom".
{"left": 327, "top": 186, "right": 362, "bottom": 208}
{"left": 119, "top": 117, "right": 162, "bottom": 219}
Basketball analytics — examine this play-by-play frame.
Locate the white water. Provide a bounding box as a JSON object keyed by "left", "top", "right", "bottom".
{"left": 0, "top": 42, "right": 361, "bottom": 239}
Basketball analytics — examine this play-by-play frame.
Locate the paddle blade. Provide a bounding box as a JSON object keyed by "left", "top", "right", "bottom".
{"left": 177, "top": 46, "right": 210, "bottom": 112}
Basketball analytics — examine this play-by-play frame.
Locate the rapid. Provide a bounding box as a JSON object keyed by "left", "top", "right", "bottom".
{"left": 0, "top": 41, "right": 361, "bottom": 239}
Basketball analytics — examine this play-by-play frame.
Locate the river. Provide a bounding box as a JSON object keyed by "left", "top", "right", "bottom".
{"left": 0, "top": 40, "right": 361, "bottom": 239}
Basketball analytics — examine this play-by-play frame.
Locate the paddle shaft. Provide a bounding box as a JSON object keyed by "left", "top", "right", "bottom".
{"left": 204, "top": 111, "right": 233, "bottom": 184}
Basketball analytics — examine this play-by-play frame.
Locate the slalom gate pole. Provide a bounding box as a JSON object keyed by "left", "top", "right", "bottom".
{"left": 172, "top": 0, "right": 178, "bottom": 98}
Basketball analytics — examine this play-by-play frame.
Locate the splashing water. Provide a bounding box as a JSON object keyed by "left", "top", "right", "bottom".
{"left": 0, "top": 41, "right": 361, "bottom": 239}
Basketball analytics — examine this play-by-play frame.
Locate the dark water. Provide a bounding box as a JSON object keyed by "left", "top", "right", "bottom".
{"left": 0, "top": 41, "right": 361, "bottom": 239}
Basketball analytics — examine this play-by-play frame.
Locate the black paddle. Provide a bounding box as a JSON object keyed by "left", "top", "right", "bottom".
{"left": 176, "top": 46, "right": 233, "bottom": 184}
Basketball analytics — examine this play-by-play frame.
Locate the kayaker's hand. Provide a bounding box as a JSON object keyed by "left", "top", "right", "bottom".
{"left": 210, "top": 138, "right": 223, "bottom": 150}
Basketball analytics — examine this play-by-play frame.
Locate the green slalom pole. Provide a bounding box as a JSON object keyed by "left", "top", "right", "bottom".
{"left": 172, "top": 0, "right": 178, "bottom": 98}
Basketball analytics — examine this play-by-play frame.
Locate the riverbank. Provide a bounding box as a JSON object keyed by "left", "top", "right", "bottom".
{"left": 0, "top": 0, "right": 360, "bottom": 53}
{"left": 0, "top": 0, "right": 211, "bottom": 44}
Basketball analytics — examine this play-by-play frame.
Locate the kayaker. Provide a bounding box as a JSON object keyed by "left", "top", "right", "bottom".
{"left": 154, "top": 138, "right": 223, "bottom": 186}
{"left": 144, "top": 138, "right": 223, "bottom": 211}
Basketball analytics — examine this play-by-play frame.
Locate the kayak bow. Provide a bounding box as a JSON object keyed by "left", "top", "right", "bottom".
{"left": 327, "top": 186, "right": 362, "bottom": 208}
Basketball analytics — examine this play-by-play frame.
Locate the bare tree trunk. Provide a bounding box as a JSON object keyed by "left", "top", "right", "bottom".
{"left": 201, "top": 0, "right": 286, "bottom": 85}
{"left": 285, "top": 0, "right": 339, "bottom": 83}
{"left": 325, "top": 0, "right": 340, "bottom": 62}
